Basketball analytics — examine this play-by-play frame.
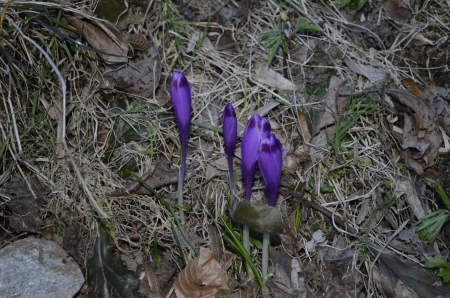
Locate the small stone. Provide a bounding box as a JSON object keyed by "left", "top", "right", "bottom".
{"left": 0, "top": 238, "right": 84, "bottom": 298}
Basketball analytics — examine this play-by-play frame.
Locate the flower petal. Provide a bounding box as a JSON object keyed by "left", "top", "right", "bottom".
{"left": 171, "top": 71, "right": 192, "bottom": 143}
{"left": 260, "top": 117, "right": 271, "bottom": 140}
{"left": 258, "top": 134, "right": 283, "bottom": 206}
{"left": 222, "top": 103, "right": 237, "bottom": 158}
{"left": 241, "top": 114, "right": 262, "bottom": 201}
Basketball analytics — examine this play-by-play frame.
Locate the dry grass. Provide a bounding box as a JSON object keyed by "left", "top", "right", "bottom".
{"left": 0, "top": 0, "right": 449, "bottom": 296}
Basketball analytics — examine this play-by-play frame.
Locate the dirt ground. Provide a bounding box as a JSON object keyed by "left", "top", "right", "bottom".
{"left": 1, "top": 0, "right": 450, "bottom": 297}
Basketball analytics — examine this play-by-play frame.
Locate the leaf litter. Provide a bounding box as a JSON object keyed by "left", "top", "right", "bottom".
{"left": 1, "top": 0, "right": 450, "bottom": 297}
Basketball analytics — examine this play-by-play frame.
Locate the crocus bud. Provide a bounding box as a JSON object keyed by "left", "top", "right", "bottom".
{"left": 171, "top": 71, "right": 192, "bottom": 146}
{"left": 258, "top": 134, "right": 283, "bottom": 207}
{"left": 223, "top": 103, "right": 237, "bottom": 160}
{"left": 171, "top": 71, "right": 192, "bottom": 224}
{"left": 241, "top": 114, "right": 271, "bottom": 201}
{"left": 222, "top": 103, "right": 237, "bottom": 191}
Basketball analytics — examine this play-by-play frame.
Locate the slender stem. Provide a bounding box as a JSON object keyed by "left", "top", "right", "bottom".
{"left": 228, "top": 156, "right": 235, "bottom": 193}
{"left": 178, "top": 142, "right": 187, "bottom": 224}
{"left": 243, "top": 225, "right": 252, "bottom": 277}
{"left": 262, "top": 233, "right": 270, "bottom": 282}
{"left": 261, "top": 233, "right": 270, "bottom": 297}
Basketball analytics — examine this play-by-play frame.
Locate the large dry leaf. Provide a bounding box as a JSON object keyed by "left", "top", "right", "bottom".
{"left": 394, "top": 179, "right": 425, "bottom": 220}
{"left": 253, "top": 62, "right": 297, "bottom": 91}
{"left": 344, "top": 57, "right": 390, "bottom": 83}
{"left": 387, "top": 88, "right": 441, "bottom": 174}
{"left": 101, "top": 45, "right": 162, "bottom": 98}
{"left": 136, "top": 264, "right": 164, "bottom": 298}
{"left": 309, "top": 76, "right": 349, "bottom": 162}
{"left": 173, "top": 248, "right": 229, "bottom": 298}
{"left": 65, "top": 15, "right": 128, "bottom": 63}
{"left": 382, "top": 0, "right": 413, "bottom": 23}
{"left": 367, "top": 242, "right": 450, "bottom": 298}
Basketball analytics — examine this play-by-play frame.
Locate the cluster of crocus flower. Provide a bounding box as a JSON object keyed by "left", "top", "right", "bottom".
{"left": 223, "top": 111, "right": 283, "bottom": 207}
{"left": 222, "top": 106, "right": 283, "bottom": 285}
{"left": 172, "top": 70, "right": 283, "bottom": 284}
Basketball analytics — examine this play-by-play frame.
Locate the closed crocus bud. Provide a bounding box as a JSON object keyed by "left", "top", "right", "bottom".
{"left": 241, "top": 114, "right": 271, "bottom": 201}
{"left": 171, "top": 71, "right": 192, "bottom": 224}
{"left": 222, "top": 103, "right": 237, "bottom": 191}
{"left": 258, "top": 134, "right": 283, "bottom": 207}
{"left": 171, "top": 71, "right": 192, "bottom": 146}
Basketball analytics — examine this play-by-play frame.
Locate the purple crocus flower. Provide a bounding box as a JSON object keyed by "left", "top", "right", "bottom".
{"left": 258, "top": 134, "right": 283, "bottom": 206}
{"left": 171, "top": 71, "right": 192, "bottom": 148}
{"left": 222, "top": 103, "right": 237, "bottom": 191}
{"left": 171, "top": 71, "right": 192, "bottom": 224}
{"left": 241, "top": 114, "right": 271, "bottom": 201}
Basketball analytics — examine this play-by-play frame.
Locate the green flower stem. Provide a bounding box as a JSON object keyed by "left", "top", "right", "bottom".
{"left": 178, "top": 144, "right": 187, "bottom": 224}
{"left": 243, "top": 225, "right": 253, "bottom": 277}
{"left": 262, "top": 233, "right": 270, "bottom": 282}
{"left": 219, "top": 214, "right": 262, "bottom": 287}
{"left": 228, "top": 157, "right": 235, "bottom": 193}
{"left": 261, "top": 233, "right": 270, "bottom": 297}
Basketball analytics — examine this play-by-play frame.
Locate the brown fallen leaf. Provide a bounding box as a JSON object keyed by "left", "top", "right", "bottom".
{"left": 65, "top": 15, "right": 128, "bottom": 63}
{"left": 297, "top": 110, "right": 311, "bottom": 144}
{"left": 394, "top": 179, "right": 425, "bottom": 220}
{"left": 309, "top": 76, "right": 349, "bottom": 163}
{"left": 136, "top": 264, "right": 164, "bottom": 298}
{"left": 367, "top": 242, "right": 450, "bottom": 297}
{"left": 387, "top": 88, "right": 441, "bottom": 174}
{"left": 195, "top": 22, "right": 238, "bottom": 56}
{"left": 344, "top": 56, "right": 390, "bottom": 83}
{"left": 402, "top": 78, "right": 423, "bottom": 97}
{"left": 208, "top": 225, "right": 222, "bottom": 264}
{"left": 173, "top": 247, "right": 229, "bottom": 298}
{"left": 102, "top": 55, "right": 162, "bottom": 98}
{"left": 253, "top": 62, "right": 298, "bottom": 91}
{"left": 382, "top": 0, "right": 413, "bottom": 23}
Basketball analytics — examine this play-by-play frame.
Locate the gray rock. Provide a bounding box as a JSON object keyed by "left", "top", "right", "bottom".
{"left": 0, "top": 238, "right": 84, "bottom": 298}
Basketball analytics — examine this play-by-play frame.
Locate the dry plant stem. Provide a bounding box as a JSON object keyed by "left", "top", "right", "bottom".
{"left": 9, "top": 20, "right": 109, "bottom": 219}
{"left": 178, "top": 143, "right": 187, "bottom": 224}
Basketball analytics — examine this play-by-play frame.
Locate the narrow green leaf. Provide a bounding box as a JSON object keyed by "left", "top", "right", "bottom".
{"left": 296, "top": 18, "right": 322, "bottom": 32}
{"left": 171, "top": 221, "right": 187, "bottom": 267}
{"left": 218, "top": 214, "right": 263, "bottom": 287}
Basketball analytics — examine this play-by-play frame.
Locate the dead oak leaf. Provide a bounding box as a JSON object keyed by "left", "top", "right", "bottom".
{"left": 173, "top": 248, "right": 229, "bottom": 298}
{"left": 382, "top": 0, "right": 413, "bottom": 23}
{"left": 65, "top": 15, "right": 128, "bottom": 63}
